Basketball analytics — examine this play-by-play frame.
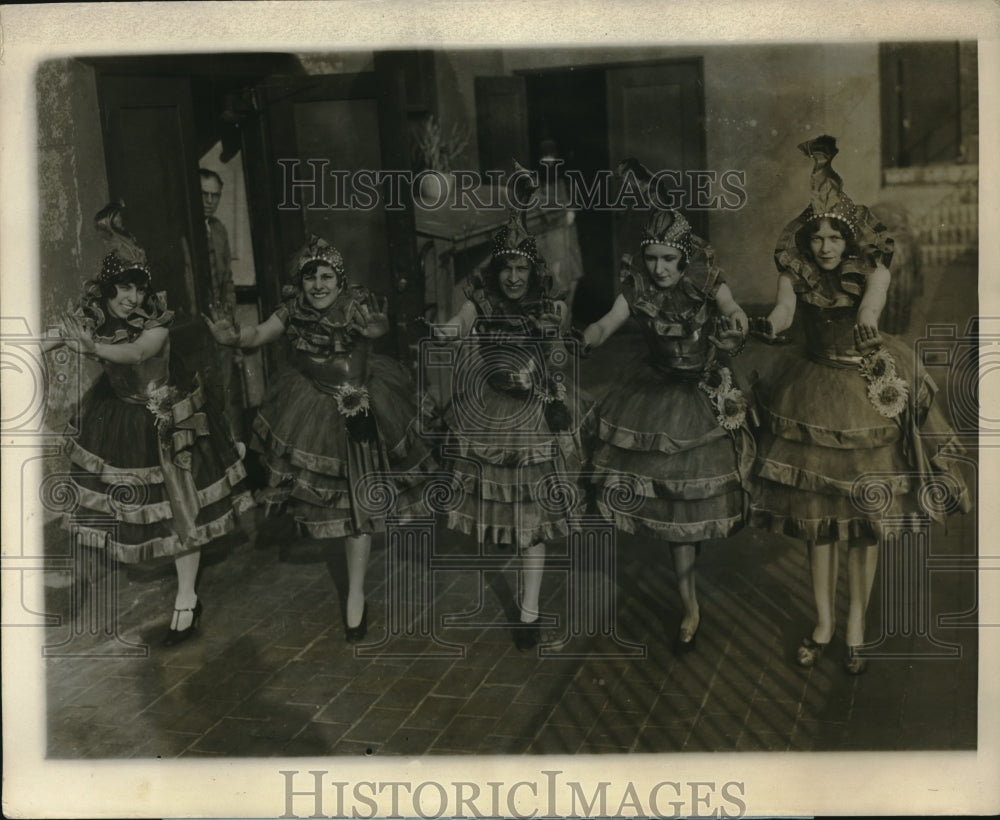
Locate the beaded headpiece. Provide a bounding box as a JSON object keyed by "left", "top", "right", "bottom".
{"left": 97, "top": 250, "right": 152, "bottom": 288}
{"left": 492, "top": 158, "right": 542, "bottom": 264}
{"left": 94, "top": 203, "right": 152, "bottom": 288}
{"left": 615, "top": 157, "right": 696, "bottom": 261}
{"left": 639, "top": 209, "right": 694, "bottom": 259}
{"left": 289, "top": 235, "right": 345, "bottom": 281}
{"left": 799, "top": 135, "right": 859, "bottom": 234}
{"left": 491, "top": 212, "right": 540, "bottom": 263}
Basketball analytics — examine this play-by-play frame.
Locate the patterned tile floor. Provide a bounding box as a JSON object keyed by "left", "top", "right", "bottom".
{"left": 43, "top": 507, "right": 978, "bottom": 757}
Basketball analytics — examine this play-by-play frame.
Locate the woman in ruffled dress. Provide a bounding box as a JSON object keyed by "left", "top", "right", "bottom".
{"left": 433, "top": 210, "right": 588, "bottom": 650}
{"left": 205, "top": 235, "right": 433, "bottom": 642}
{"left": 750, "top": 136, "right": 971, "bottom": 673}
{"left": 580, "top": 170, "right": 754, "bottom": 655}
{"left": 49, "top": 203, "right": 254, "bottom": 646}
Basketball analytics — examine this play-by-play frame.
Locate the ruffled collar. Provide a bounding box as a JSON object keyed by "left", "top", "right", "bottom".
{"left": 283, "top": 286, "right": 364, "bottom": 328}
{"left": 77, "top": 286, "right": 173, "bottom": 344}
{"left": 621, "top": 240, "right": 720, "bottom": 323}
{"left": 282, "top": 286, "right": 370, "bottom": 355}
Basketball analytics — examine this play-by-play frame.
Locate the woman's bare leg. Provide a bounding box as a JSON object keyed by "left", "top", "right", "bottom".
{"left": 846, "top": 541, "right": 879, "bottom": 648}
{"left": 345, "top": 534, "right": 371, "bottom": 628}
{"left": 671, "top": 543, "right": 700, "bottom": 637}
{"left": 171, "top": 550, "right": 201, "bottom": 630}
{"left": 807, "top": 539, "right": 839, "bottom": 645}
{"left": 520, "top": 542, "right": 546, "bottom": 622}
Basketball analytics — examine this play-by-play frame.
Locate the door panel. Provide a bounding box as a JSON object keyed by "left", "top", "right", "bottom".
{"left": 99, "top": 75, "right": 207, "bottom": 316}
{"left": 97, "top": 74, "right": 216, "bottom": 388}
{"left": 292, "top": 98, "right": 391, "bottom": 296}
{"left": 256, "top": 71, "right": 419, "bottom": 358}
{"left": 474, "top": 76, "right": 529, "bottom": 173}
{"left": 606, "top": 61, "right": 706, "bottom": 277}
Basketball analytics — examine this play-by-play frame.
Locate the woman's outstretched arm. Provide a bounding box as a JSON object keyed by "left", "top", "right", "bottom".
{"left": 582, "top": 293, "right": 630, "bottom": 349}
{"left": 61, "top": 314, "right": 168, "bottom": 364}
{"left": 434, "top": 300, "right": 478, "bottom": 339}
{"left": 855, "top": 264, "right": 891, "bottom": 351}
{"left": 204, "top": 308, "right": 285, "bottom": 349}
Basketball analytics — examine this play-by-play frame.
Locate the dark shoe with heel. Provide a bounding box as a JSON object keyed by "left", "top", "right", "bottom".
{"left": 345, "top": 603, "right": 368, "bottom": 644}
{"left": 795, "top": 636, "right": 828, "bottom": 668}
{"left": 163, "top": 598, "right": 203, "bottom": 647}
{"left": 513, "top": 620, "right": 541, "bottom": 651}
{"left": 844, "top": 646, "right": 868, "bottom": 675}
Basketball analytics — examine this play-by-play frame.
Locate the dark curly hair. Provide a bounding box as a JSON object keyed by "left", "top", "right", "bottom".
{"left": 93, "top": 267, "right": 153, "bottom": 303}
{"left": 299, "top": 257, "right": 346, "bottom": 290}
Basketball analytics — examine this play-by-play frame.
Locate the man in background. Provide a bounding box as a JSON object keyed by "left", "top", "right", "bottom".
{"left": 201, "top": 168, "right": 245, "bottom": 448}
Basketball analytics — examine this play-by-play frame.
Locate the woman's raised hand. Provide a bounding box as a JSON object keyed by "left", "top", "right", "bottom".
{"left": 348, "top": 293, "right": 390, "bottom": 338}
{"left": 710, "top": 314, "right": 746, "bottom": 352}
{"left": 60, "top": 314, "right": 96, "bottom": 354}
{"left": 854, "top": 322, "right": 882, "bottom": 352}
{"left": 749, "top": 315, "right": 789, "bottom": 344}
{"left": 202, "top": 303, "right": 241, "bottom": 346}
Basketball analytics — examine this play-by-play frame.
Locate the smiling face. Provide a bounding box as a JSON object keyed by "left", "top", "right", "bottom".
{"left": 498, "top": 254, "right": 532, "bottom": 301}
{"left": 107, "top": 282, "right": 146, "bottom": 320}
{"left": 808, "top": 218, "right": 848, "bottom": 271}
{"left": 642, "top": 243, "right": 685, "bottom": 289}
{"left": 301, "top": 263, "right": 343, "bottom": 310}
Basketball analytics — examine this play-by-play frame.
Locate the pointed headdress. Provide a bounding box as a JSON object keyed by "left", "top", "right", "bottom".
{"left": 774, "top": 135, "right": 894, "bottom": 280}
{"left": 614, "top": 157, "right": 694, "bottom": 260}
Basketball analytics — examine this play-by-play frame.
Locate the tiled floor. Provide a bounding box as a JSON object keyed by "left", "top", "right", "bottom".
{"left": 43, "top": 250, "right": 980, "bottom": 758}
{"left": 43, "top": 506, "right": 978, "bottom": 757}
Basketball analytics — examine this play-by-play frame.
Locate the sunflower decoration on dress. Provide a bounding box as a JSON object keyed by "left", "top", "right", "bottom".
{"left": 858, "top": 347, "right": 908, "bottom": 419}
{"left": 145, "top": 381, "right": 181, "bottom": 443}
{"left": 859, "top": 347, "right": 897, "bottom": 381}
{"left": 866, "top": 375, "right": 909, "bottom": 419}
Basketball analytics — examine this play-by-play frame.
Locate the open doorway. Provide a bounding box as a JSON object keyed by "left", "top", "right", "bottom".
{"left": 524, "top": 68, "right": 612, "bottom": 325}
{"left": 477, "top": 59, "right": 706, "bottom": 323}
{"left": 192, "top": 77, "right": 269, "bottom": 415}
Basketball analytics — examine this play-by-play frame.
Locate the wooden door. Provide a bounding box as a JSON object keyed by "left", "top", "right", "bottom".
{"left": 97, "top": 74, "right": 215, "bottom": 383}
{"left": 252, "top": 70, "right": 419, "bottom": 358}
{"left": 474, "top": 76, "right": 530, "bottom": 174}
{"left": 605, "top": 61, "right": 707, "bottom": 275}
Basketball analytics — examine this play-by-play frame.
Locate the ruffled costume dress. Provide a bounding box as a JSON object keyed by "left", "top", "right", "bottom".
{"left": 751, "top": 231, "right": 971, "bottom": 541}
{"left": 437, "top": 283, "right": 590, "bottom": 548}
{"left": 252, "top": 286, "right": 435, "bottom": 537}
{"left": 589, "top": 248, "right": 755, "bottom": 542}
{"left": 64, "top": 305, "right": 254, "bottom": 562}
